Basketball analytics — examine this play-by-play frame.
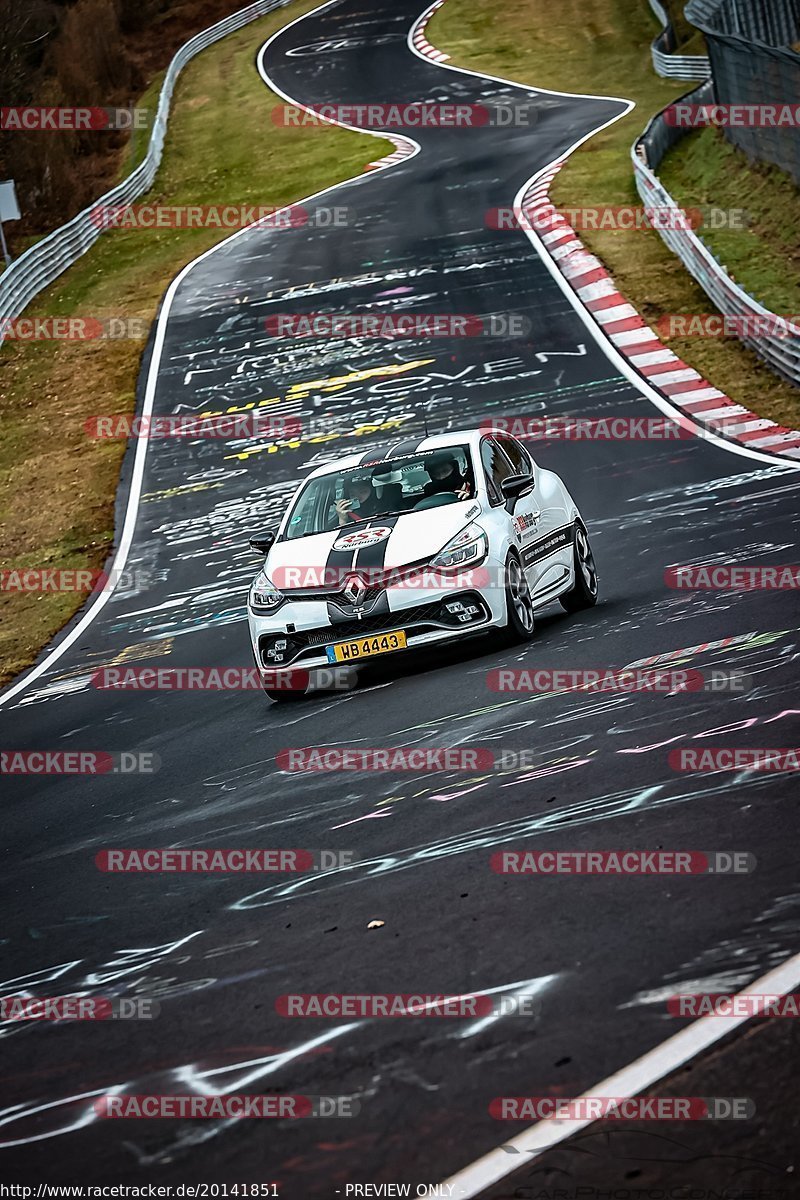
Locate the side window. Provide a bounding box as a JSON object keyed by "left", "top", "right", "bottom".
{"left": 496, "top": 435, "right": 532, "bottom": 477}
{"left": 480, "top": 438, "right": 515, "bottom": 506}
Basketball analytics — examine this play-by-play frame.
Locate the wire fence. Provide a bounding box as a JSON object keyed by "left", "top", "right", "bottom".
{"left": 0, "top": 0, "right": 289, "bottom": 347}
{"left": 633, "top": 77, "right": 800, "bottom": 385}
{"left": 685, "top": 0, "right": 800, "bottom": 183}
{"left": 648, "top": 0, "right": 711, "bottom": 79}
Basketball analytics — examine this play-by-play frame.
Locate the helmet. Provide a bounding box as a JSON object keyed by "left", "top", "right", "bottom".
{"left": 424, "top": 451, "right": 459, "bottom": 474}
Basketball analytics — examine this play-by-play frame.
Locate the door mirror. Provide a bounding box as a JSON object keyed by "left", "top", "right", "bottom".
{"left": 501, "top": 473, "right": 535, "bottom": 512}
{"left": 501, "top": 473, "right": 535, "bottom": 498}
{"left": 249, "top": 530, "right": 277, "bottom": 554}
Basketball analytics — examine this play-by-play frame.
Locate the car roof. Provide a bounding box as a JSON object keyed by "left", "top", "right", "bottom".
{"left": 304, "top": 428, "right": 485, "bottom": 480}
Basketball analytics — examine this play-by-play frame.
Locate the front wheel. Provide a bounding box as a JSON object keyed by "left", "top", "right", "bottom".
{"left": 500, "top": 554, "right": 536, "bottom": 644}
{"left": 560, "top": 524, "right": 598, "bottom": 612}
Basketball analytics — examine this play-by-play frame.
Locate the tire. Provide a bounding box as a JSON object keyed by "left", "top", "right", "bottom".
{"left": 500, "top": 553, "right": 536, "bottom": 644}
{"left": 560, "top": 523, "right": 598, "bottom": 612}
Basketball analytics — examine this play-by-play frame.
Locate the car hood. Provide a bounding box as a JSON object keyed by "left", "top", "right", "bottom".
{"left": 266, "top": 500, "right": 481, "bottom": 580}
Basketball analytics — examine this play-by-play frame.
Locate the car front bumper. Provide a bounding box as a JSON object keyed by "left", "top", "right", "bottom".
{"left": 248, "top": 568, "right": 507, "bottom": 672}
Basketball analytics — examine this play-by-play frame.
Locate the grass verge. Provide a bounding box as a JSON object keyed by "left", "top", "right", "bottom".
{"left": 0, "top": 0, "right": 386, "bottom": 688}
{"left": 660, "top": 126, "right": 800, "bottom": 315}
{"left": 429, "top": 0, "right": 800, "bottom": 425}
{"left": 662, "top": 0, "right": 707, "bottom": 56}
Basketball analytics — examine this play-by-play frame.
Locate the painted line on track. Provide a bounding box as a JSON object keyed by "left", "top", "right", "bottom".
{"left": 3, "top": 0, "right": 797, "bottom": 715}
{"left": 405, "top": 5, "right": 800, "bottom": 1194}
{"left": 408, "top": 0, "right": 800, "bottom": 469}
{"left": 0, "top": 0, "right": 419, "bottom": 711}
{"left": 440, "top": 951, "right": 800, "bottom": 1196}
{"left": 2, "top": 2, "right": 797, "bottom": 1189}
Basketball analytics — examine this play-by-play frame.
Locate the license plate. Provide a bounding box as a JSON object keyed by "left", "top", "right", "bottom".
{"left": 325, "top": 630, "right": 407, "bottom": 663}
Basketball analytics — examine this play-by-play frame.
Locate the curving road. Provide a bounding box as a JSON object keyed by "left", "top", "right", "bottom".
{"left": 1, "top": 0, "right": 799, "bottom": 1193}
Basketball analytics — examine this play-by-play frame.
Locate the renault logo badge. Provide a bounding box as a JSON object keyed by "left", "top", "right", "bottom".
{"left": 343, "top": 575, "right": 367, "bottom": 606}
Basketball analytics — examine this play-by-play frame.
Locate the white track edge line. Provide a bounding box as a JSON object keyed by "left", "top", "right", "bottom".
{"left": 441, "top": 950, "right": 800, "bottom": 1197}
{"left": 0, "top": 0, "right": 419, "bottom": 711}
{"left": 4, "top": 0, "right": 796, "bottom": 714}
{"left": 407, "top": 1, "right": 800, "bottom": 473}
{"left": 404, "top": 7, "right": 800, "bottom": 1195}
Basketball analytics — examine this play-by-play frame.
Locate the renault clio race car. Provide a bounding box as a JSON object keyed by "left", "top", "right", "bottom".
{"left": 247, "top": 429, "right": 598, "bottom": 700}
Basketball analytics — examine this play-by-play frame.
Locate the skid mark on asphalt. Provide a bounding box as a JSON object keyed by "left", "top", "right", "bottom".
{"left": 10, "top": 628, "right": 796, "bottom": 877}
{"left": 229, "top": 774, "right": 780, "bottom": 910}
{"left": 0, "top": 972, "right": 560, "bottom": 1156}
{"left": 620, "top": 892, "right": 800, "bottom": 1014}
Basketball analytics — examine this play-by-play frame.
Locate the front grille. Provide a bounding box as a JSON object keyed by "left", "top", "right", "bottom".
{"left": 304, "top": 603, "right": 444, "bottom": 646}
{"left": 259, "top": 593, "right": 490, "bottom": 666}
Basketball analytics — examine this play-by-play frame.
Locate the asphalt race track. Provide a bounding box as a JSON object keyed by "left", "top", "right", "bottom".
{"left": 1, "top": 0, "right": 799, "bottom": 1193}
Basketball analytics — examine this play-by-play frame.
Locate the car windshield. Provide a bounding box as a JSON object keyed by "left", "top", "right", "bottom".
{"left": 280, "top": 445, "right": 475, "bottom": 541}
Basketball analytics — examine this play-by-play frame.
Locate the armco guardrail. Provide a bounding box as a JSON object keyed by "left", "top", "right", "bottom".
{"left": 632, "top": 79, "right": 800, "bottom": 384}
{"left": 0, "top": 0, "right": 288, "bottom": 345}
{"left": 648, "top": 0, "right": 710, "bottom": 79}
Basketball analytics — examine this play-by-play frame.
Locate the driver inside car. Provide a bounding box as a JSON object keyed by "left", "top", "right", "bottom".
{"left": 423, "top": 453, "right": 472, "bottom": 500}
{"left": 334, "top": 475, "right": 382, "bottom": 526}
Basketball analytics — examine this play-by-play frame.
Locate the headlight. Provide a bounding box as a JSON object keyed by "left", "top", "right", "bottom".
{"left": 430, "top": 522, "right": 488, "bottom": 571}
{"left": 249, "top": 569, "right": 285, "bottom": 612}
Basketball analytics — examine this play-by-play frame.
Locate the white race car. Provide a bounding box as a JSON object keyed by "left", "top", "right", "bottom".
{"left": 248, "top": 429, "right": 597, "bottom": 700}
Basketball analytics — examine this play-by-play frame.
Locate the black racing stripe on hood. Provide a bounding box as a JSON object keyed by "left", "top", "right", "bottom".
{"left": 357, "top": 444, "right": 392, "bottom": 466}
{"left": 324, "top": 516, "right": 400, "bottom": 627}
{"left": 386, "top": 437, "right": 425, "bottom": 459}
{"left": 350, "top": 515, "right": 401, "bottom": 572}
{"left": 324, "top": 514, "right": 401, "bottom": 577}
